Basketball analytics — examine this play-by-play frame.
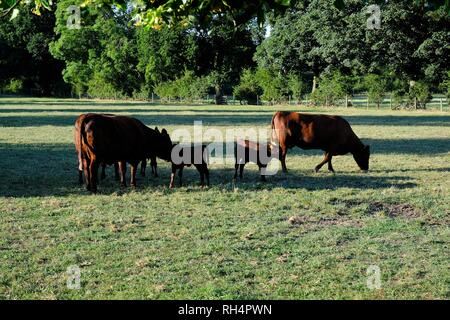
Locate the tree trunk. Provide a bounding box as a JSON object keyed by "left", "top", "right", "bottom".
{"left": 312, "top": 75, "right": 318, "bottom": 93}
{"left": 215, "top": 85, "right": 223, "bottom": 105}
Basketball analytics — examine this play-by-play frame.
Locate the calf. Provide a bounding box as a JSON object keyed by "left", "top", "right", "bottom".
{"left": 233, "top": 139, "right": 277, "bottom": 181}
{"left": 271, "top": 111, "right": 370, "bottom": 173}
{"left": 169, "top": 143, "right": 210, "bottom": 188}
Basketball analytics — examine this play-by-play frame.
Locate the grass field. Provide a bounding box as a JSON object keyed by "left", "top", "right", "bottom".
{"left": 0, "top": 97, "right": 449, "bottom": 299}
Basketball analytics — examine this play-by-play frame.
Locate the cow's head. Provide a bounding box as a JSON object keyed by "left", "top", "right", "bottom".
{"left": 353, "top": 145, "right": 370, "bottom": 171}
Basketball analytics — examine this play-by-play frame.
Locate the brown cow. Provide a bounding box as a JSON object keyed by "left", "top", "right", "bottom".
{"left": 75, "top": 115, "right": 154, "bottom": 184}
{"left": 169, "top": 143, "right": 210, "bottom": 188}
{"left": 233, "top": 139, "right": 278, "bottom": 182}
{"left": 271, "top": 111, "right": 370, "bottom": 173}
{"left": 75, "top": 113, "right": 172, "bottom": 193}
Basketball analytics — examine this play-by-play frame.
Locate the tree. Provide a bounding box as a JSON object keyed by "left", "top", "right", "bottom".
{"left": 2, "top": 1, "right": 448, "bottom": 28}
{"left": 364, "top": 74, "right": 387, "bottom": 109}
{"left": 0, "top": 2, "right": 68, "bottom": 95}
{"left": 233, "top": 69, "right": 263, "bottom": 104}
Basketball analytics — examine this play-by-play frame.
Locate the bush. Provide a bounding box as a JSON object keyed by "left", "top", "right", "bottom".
{"left": 154, "top": 70, "right": 211, "bottom": 102}
{"left": 256, "top": 68, "right": 286, "bottom": 104}
{"left": 287, "top": 73, "right": 306, "bottom": 102}
{"left": 5, "top": 78, "right": 24, "bottom": 93}
{"left": 311, "top": 72, "right": 347, "bottom": 106}
{"left": 233, "top": 69, "right": 262, "bottom": 104}
{"left": 364, "top": 74, "right": 388, "bottom": 109}
{"left": 409, "top": 81, "right": 431, "bottom": 109}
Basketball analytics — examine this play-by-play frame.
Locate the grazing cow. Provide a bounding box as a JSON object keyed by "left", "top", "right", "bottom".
{"left": 233, "top": 139, "right": 278, "bottom": 181}
{"left": 75, "top": 113, "right": 172, "bottom": 192}
{"left": 271, "top": 111, "right": 370, "bottom": 173}
{"left": 169, "top": 143, "right": 210, "bottom": 188}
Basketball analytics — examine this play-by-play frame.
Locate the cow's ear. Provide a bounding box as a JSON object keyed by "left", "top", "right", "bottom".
{"left": 162, "top": 128, "right": 167, "bottom": 134}
{"left": 155, "top": 127, "right": 160, "bottom": 133}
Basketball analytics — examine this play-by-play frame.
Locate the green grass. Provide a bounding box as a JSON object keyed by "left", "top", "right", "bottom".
{"left": 0, "top": 97, "right": 449, "bottom": 299}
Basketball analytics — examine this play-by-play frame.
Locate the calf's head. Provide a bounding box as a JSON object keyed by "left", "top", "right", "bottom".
{"left": 353, "top": 145, "right": 370, "bottom": 171}
{"left": 155, "top": 127, "right": 173, "bottom": 161}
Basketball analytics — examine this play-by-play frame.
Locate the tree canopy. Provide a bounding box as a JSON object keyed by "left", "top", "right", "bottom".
{"left": 1, "top": 0, "right": 449, "bottom": 28}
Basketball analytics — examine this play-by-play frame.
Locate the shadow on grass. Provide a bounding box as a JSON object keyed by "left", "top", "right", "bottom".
{"left": 0, "top": 143, "right": 420, "bottom": 197}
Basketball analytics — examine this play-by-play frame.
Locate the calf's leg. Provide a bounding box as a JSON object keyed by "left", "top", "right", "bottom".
{"left": 130, "top": 161, "right": 138, "bottom": 188}
{"left": 239, "top": 164, "right": 244, "bottom": 179}
{"left": 151, "top": 156, "right": 158, "bottom": 177}
{"left": 169, "top": 164, "right": 177, "bottom": 188}
{"left": 118, "top": 161, "right": 127, "bottom": 187}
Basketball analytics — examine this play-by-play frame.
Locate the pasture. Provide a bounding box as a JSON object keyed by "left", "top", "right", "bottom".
{"left": 0, "top": 97, "right": 449, "bottom": 299}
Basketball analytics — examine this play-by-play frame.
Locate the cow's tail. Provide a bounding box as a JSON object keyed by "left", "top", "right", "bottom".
{"left": 270, "top": 112, "right": 279, "bottom": 147}
{"left": 78, "top": 118, "right": 85, "bottom": 172}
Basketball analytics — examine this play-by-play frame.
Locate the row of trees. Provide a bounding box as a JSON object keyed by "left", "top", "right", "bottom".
{"left": 0, "top": 0, "right": 449, "bottom": 106}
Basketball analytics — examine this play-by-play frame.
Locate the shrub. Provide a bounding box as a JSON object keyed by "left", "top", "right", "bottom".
{"left": 311, "top": 72, "right": 346, "bottom": 106}
{"left": 409, "top": 81, "right": 431, "bottom": 109}
{"left": 256, "top": 68, "right": 286, "bottom": 104}
{"left": 233, "top": 69, "right": 262, "bottom": 104}
{"left": 5, "top": 78, "right": 24, "bottom": 93}
{"left": 287, "top": 73, "right": 306, "bottom": 102}
{"left": 364, "top": 74, "right": 388, "bottom": 109}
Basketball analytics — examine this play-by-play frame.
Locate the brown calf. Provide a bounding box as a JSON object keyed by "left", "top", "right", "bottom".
{"left": 169, "top": 143, "right": 210, "bottom": 188}
{"left": 233, "top": 139, "right": 278, "bottom": 181}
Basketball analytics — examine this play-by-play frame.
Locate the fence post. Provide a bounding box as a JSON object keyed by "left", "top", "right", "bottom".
{"left": 366, "top": 97, "right": 369, "bottom": 110}
{"left": 440, "top": 98, "right": 443, "bottom": 112}
{"left": 390, "top": 94, "right": 392, "bottom": 109}
{"left": 151, "top": 93, "right": 154, "bottom": 103}
{"left": 345, "top": 94, "right": 348, "bottom": 108}
{"left": 257, "top": 95, "right": 259, "bottom": 105}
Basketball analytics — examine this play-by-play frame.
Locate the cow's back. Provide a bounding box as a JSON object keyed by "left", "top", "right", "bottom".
{"left": 81, "top": 114, "right": 150, "bottom": 163}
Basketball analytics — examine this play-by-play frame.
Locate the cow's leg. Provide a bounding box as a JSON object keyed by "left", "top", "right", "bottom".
{"left": 118, "top": 161, "right": 127, "bottom": 187}
{"left": 151, "top": 156, "right": 158, "bottom": 177}
{"left": 327, "top": 155, "right": 335, "bottom": 173}
{"left": 89, "top": 158, "right": 99, "bottom": 193}
{"left": 315, "top": 152, "right": 331, "bottom": 173}
{"left": 169, "top": 164, "right": 176, "bottom": 188}
{"left": 114, "top": 163, "right": 119, "bottom": 181}
{"left": 140, "top": 159, "right": 146, "bottom": 177}
{"left": 82, "top": 157, "right": 91, "bottom": 191}
{"left": 130, "top": 161, "right": 138, "bottom": 188}
{"left": 280, "top": 147, "right": 288, "bottom": 173}
{"left": 100, "top": 163, "right": 106, "bottom": 180}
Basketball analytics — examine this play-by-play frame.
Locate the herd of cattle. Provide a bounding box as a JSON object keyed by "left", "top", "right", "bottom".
{"left": 74, "top": 111, "right": 371, "bottom": 193}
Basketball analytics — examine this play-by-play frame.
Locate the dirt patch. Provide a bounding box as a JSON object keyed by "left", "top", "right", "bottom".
{"left": 328, "top": 198, "right": 422, "bottom": 219}
{"left": 367, "top": 202, "right": 421, "bottom": 218}
{"left": 287, "top": 215, "right": 363, "bottom": 231}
